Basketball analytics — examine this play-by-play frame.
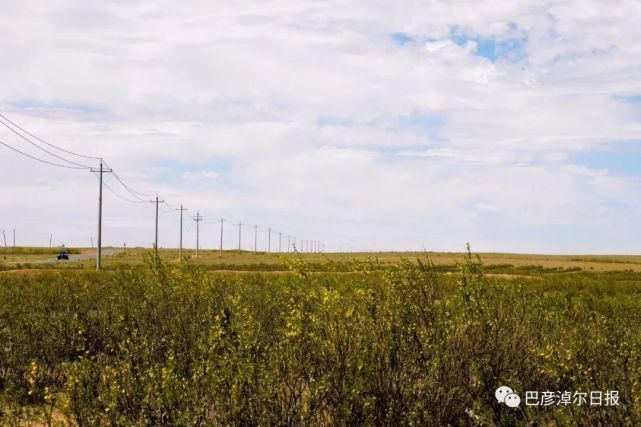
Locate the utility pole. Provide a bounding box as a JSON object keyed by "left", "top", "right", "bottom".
{"left": 91, "top": 160, "right": 112, "bottom": 271}
{"left": 268, "top": 228, "right": 271, "bottom": 253}
{"left": 219, "top": 219, "right": 224, "bottom": 257}
{"left": 254, "top": 225, "right": 258, "bottom": 252}
{"left": 193, "top": 212, "right": 203, "bottom": 257}
{"left": 278, "top": 232, "right": 282, "bottom": 253}
{"left": 238, "top": 222, "right": 242, "bottom": 251}
{"left": 293, "top": 237, "right": 296, "bottom": 252}
{"left": 152, "top": 195, "right": 165, "bottom": 259}
{"left": 287, "top": 235, "right": 291, "bottom": 253}
{"left": 2, "top": 230, "right": 6, "bottom": 248}
{"left": 177, "top": 205, "right": 187, "bottom": 261}
{"left": 13, "top": 228, "right": 15, "bottom": 248}
{"left": 49, "top": 233, "right": 52, "bottom": 248}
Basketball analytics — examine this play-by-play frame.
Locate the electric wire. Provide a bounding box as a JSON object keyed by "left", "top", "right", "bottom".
{"left": 102, "top": 159, "right": 156, "bottom": 200}
{"left": 0, "top": 112, "right": 101, "bottom": 160}
{"left": 92, "top": 172, "right": 148, "bottom": 204}
{"left": 161, "top": 203, "right": 175, "bottom": 213}
{"left": 0, "top": 117, "right": 92, "bottom": 169}
{"left": 110, "top": 171, "right": 150, "bottom": 201}
{"left": 0, "top": 138, "right": 88, "bottom": 169}
{"left": 104, "top": 182, "right": 147, "bottom": 204}
{"left": 1, "top": 114, "right": 321, "bottom": 251}
{"left": 0, "top": 113, "right": 157, "bottom": 204}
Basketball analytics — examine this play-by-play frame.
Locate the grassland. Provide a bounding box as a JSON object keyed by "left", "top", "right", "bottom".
{"left": 3, "top": 246, "right": 641, "bottom": 274}
{"left": 0, "top": 248, "right": 84, "bottom": 268}
{"left": 1, "top": 248, "right": 640, "bottom": 425}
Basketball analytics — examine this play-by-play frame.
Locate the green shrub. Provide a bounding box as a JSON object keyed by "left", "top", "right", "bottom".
{"left": 0, "top": 254, "right": 639, "bottom": 424}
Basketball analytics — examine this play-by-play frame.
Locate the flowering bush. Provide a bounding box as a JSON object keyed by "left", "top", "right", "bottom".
{"left": 0, "top": 253, "right": 639, "bottom": 424}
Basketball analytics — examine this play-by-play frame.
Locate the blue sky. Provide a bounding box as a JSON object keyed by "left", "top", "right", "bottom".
{"left": 1, "top": 0, "right": 641, "bottom": 253}
{"left": 450, "top": 26, "right": 527, "bottom": 62}
{"left": 570, "top": 146, "right": 641, "bottom": 176}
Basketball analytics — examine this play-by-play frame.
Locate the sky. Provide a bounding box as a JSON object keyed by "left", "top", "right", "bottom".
{"left": 1, "top": 0, "right": 641, "bottom": 254}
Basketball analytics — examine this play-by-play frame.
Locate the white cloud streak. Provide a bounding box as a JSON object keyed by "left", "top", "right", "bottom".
{"left": 1, "top": 0, "right": 640, "bottom": 253}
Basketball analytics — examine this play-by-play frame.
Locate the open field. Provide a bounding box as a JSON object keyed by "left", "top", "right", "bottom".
{"left": 0, "top": 248, "right": 85, "bottom": 267}
{"left": 3, "top": 247, "right": 641, "bottom": 274}
{"left": 1, "top": 250, "right": 641, "bottom": 425}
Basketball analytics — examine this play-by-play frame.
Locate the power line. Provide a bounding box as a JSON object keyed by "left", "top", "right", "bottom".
{"left": 0, "top": 113, "right": 159, "bottom": 207}
{"left": 1, "top": 115, "right": 330, "bottom": 254}
{"left": 160, "top": 202, "right": 175, "bottom": 213}
{"left": 0, "top": 138, "right": 88, "bottom": 169}
{"left": 0, "top": 117, "right": 92, "bottom": 169}
{"left": 93, "top": 172, "right": 147, "bottom": 204}
{"left": 101, "top": 159, "right": 156, "bottom": 201}
{"left": 110, "top": 170, "right": 150, "bottom": 201}
{"left": 0, "top": 112, "right": 101, "bottom": 160}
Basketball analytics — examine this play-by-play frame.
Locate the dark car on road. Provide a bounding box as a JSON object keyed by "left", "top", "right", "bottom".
{"left": 57, "top": 249, "right": 69, "bottom": 260}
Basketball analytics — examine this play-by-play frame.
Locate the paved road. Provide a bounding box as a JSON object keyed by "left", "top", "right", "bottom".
{"left": 44, "top": 249, "right": 121, "bottom": 264}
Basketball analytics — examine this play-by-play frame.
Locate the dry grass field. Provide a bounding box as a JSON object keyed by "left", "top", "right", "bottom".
{"left": 3, "top": 247, "right": 641, "bottom": 274}
{"left": 1, "top": 250, "right": 640, "bottom": 425}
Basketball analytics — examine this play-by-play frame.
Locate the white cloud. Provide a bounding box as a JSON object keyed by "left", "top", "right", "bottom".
{"left": 181, "top": 170, "right": 220, "bottom": 182}
{"left": 1, "top": 0, "right": 641, "bottom": 253}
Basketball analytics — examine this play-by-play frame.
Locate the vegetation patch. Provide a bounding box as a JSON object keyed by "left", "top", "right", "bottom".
{"left": 0, "top": 253, "right": 640, "bottom": 424}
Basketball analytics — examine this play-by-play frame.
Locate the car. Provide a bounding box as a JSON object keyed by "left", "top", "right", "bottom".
{"left": 57, "top": 250, "right": 69, "bottom": 260}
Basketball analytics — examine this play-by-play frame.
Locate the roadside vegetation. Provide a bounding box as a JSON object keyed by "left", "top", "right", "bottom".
{"left": 1, "top": 250, "right": 640, "bottom": 425}
{"left": 0, "top": 248, "right": 81, "bottom": 256}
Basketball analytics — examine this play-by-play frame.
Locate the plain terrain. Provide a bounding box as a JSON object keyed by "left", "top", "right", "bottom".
{"left": 3, "top": 246, "right": 641, "bottom": 273}
{"left": 1, "top": 247, "right": 640, "bottom": 424}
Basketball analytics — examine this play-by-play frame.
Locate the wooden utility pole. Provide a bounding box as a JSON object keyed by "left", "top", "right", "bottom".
{"left": 177, "top": 205, "right": 187, "bottom": 261}
{"left": 219, "top": 219, "right": 224, "bottom": 256}
{"left": 152, "top": 195, "right": 165, "bottom": 259}
{"left": 254, "top": 225, "right": 258, "bottom": 252}
{"left": 91, "top": 160, "right": 112, "bottom": 271}
{"left": 193, "top": 212, "right": 203, "bottom": 257}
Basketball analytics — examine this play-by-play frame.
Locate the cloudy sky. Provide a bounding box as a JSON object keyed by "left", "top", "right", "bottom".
{"left": 1, "top": 0, "right": 641, "bottom": 253}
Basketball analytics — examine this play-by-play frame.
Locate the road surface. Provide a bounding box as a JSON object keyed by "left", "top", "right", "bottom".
{"left": 44, "top": 249, "right": 121, "bottom": 264}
